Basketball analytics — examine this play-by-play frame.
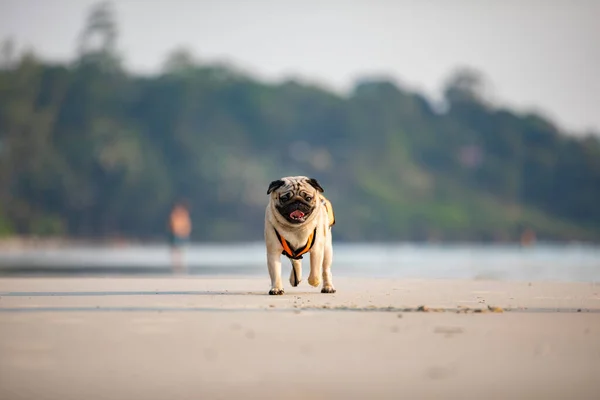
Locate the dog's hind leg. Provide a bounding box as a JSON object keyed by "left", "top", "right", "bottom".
{"left": 321, "top": 228, "right": 336, "bottom": 293}
{"left": 289, "top": 259, "right": 302, "bottom": 287}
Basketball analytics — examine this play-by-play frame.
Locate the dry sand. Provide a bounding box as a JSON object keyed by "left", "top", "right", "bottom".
{"left": 0, "top": 276, "right": 599, "bottom": 400}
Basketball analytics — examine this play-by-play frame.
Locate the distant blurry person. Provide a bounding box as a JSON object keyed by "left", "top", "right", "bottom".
{"left": 520, "top": 227, "right": 536, "bottom": 248}
{"left": 168, "top": 200, "right": 192, "bottom": 272}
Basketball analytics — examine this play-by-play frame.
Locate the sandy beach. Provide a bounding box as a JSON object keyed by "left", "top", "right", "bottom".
{"left": 1, "top": 276, "right": 599, "bottom": 400}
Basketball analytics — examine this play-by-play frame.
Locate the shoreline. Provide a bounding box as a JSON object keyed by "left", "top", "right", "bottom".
{"left": 1, "top": 235, "right": 599, "bottom": 251}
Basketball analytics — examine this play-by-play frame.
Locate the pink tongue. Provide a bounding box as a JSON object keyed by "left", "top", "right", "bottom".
{"left": 290, "top": 210, "right": 305, "bottom": 219}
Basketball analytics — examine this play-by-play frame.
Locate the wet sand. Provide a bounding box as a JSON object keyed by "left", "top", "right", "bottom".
{"left": 1, "top": 276, "right": 599, "bottom": 400}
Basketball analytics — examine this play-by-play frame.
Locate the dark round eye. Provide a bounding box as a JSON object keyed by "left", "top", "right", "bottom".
{"left": 305, "top": 195, "right": 313, "bottom": 202}
{"left": 280, "top": 193, "right": 291, "bottom": 201}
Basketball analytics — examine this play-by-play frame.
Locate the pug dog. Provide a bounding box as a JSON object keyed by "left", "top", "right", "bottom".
{"left": 265, "top": 176, "right": 336, "bottom": 295}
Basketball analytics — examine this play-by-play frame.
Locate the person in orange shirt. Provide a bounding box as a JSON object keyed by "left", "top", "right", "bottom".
{"left": 168, "top": 200, "right": 192, "bottom": 271}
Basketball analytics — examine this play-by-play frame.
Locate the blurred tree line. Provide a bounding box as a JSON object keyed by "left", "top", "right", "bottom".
{"left": 0, "top": 2, "right": 599, "bottom": 243}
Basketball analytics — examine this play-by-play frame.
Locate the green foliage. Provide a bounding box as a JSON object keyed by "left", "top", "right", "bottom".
{"left": 0, "top": 210, "right": 14, "bottom": 237}
{"left": 0, "top": 3, "right": 599, "bottom": 243}
{"left": 28, "top": 215, "right": 66, "bottom": 236}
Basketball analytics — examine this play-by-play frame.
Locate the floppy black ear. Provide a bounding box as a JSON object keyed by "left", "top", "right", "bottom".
{"left": 267, "top": 179, "right": 285, "bottom": 195}
{"left": 306, "top": 178, "right": 324, "bottom": 193}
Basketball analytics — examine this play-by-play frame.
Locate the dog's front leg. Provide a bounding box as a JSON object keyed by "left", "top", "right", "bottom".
{"left": 289, "top": 259, "right": 302, "bottom": 287}
{"left": 308, "top": 247, "right": 324, "bottom": 288}
{"left": 267, "top": 251, "right": 284, "bottom": 295}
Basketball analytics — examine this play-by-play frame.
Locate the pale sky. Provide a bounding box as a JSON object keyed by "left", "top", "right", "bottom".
{"left": 2, "top": 0, "right": 599, "bottom": 134}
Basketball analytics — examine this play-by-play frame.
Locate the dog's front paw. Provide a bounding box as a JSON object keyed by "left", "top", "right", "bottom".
{"left": 321, "top": 286, "right": 336, "bottom": 294}
{"left": 308, "top": 275, "right": 321, "bottom": 287}
{"left": 268, "top": 288, "right": 285, "bottom": 295}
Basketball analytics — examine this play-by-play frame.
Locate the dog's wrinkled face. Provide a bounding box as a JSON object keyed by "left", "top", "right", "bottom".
{"left": 267, "top": 176, "right": 324, "bottom": 225}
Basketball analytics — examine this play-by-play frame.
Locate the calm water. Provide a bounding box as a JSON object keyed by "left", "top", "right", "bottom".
{"left": 0, "top": 242, "right": 599, "bottom": 282}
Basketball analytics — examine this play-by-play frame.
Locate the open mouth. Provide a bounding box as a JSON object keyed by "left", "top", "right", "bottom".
{"left": 277, "top": 201, "right": 312, "bottom": 224}
{"left": 289, "top": 210, "right": 305, "bottom": 221}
